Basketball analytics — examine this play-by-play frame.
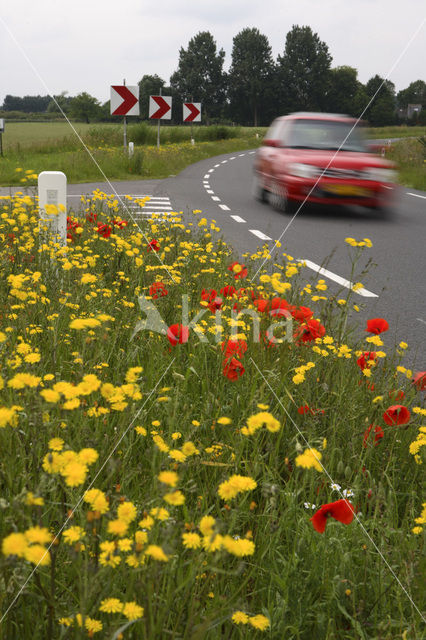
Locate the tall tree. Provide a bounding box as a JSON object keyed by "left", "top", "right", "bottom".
{"left": 47, "top": 91, "right": 72, "bottom": 114}
{"left": 138, "top": 74, "right": 165, "bottom": 120}
{"left": 397, "top": 79, "right": 426, "bottom": 117}
{"left": 365, "top": 75, "right": 396, "bottom": 126}
{"left": 170, "top": 31, "right": 226, "bottom": 123}
{"left": 277, "top": 25, "right": 332, "bottom": 113}
{"left": 325, "top": 66, "right": 361, "bottom": 116}
{"left": 228, "top": 28, "right": 276, "bottom": 126}
{"left": 69, "top": 92, "right": 102, "bottom": 123}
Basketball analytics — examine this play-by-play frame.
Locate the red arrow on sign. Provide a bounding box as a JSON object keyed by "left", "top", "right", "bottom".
{"left": 150, "top": 96, "right": 171, "bottom": 119}
{"left": 111, "top": 86, "right": 138, "bottom": 116}
{"left": 184, "top": 103, "right": 201, "bottom": 122}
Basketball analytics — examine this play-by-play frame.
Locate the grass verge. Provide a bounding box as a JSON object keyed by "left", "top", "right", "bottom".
{"left": 0, "top": 192, "right": 424, "bottom": 638}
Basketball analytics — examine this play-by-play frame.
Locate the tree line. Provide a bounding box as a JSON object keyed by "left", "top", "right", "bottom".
{"left": 2, "top": 25, "right": 425, "bottom": 127}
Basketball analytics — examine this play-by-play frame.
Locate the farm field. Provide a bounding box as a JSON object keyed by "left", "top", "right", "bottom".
{"left": 0, "top": 192, "right": 424, "bottom": 638}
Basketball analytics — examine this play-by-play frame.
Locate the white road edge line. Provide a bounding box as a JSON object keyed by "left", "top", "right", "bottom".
{"left": 249, "top": 229, "right": 272, "bottom": 240}
{"left": 231, "top": 215, "right": 246, "bottom": 223}
{"left": 300, "top": 259, "right": 378, "bottom": 298}
{"left": 407, "top": 192, "right": 426, "bottom": 199}
{"left": 219, "top": 204, "right": 230, "bottom": 211}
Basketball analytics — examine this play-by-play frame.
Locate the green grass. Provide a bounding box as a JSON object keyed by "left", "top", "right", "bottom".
{"left": 386, "top": 138, "right": 426, "bottom": 191}
{"left": 0, "top": 192, "right": 424, "bottom": 639}
{"left": 366, "top": 126, "right": 426, "bottom": 139}
{"left": 0, "top": 196, "right": 426, "bottom": 640}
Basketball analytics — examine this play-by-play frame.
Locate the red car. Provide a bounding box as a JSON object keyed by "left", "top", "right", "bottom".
{"left": 253, "top": 112, "right": 398, "bottom": 213}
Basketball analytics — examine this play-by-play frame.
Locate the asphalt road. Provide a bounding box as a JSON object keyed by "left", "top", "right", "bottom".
{"left": 2, "top": 150, "right": 425, "bottom": 367}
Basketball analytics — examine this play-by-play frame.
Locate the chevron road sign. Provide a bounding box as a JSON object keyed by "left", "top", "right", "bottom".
{"left": 183, "top": 102, "right": 201, "bottom": 122}
{"left": 110, "top": 85, "right": 139, "bottom": 116}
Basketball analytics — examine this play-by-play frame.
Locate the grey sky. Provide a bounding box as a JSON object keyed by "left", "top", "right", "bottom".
{"left": 1, "top": 0, "right": 425, "bottom": 106}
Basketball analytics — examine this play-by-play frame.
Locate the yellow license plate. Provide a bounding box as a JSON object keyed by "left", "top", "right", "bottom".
{"left": 325, "top": 184, "right": 370, "bottom": 196}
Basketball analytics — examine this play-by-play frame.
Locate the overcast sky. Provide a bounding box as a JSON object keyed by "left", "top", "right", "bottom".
{"left": 1, "top": 0, "right": 425, "bottom": 107}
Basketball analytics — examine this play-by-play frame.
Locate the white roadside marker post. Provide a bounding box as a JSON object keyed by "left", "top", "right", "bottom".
{"left": 129, "top": 141, "right": 134, "bottom": 157}
{"left": 38, "top": 171, "right": 67, "bottom": 246}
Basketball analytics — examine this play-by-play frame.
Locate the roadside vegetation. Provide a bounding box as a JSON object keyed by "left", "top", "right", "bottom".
{"left": 0, "top": 191, "right": 424, "bottom": 638}
{"left": 1, "top": 122, "right": 425, "bottom": 190}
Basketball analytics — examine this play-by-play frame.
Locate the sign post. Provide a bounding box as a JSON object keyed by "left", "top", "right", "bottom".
{"left": 183, "top": 102, "right": 201, "bottom": 143}
{"left": 38, "top": 171, "right": 67, "bottom": 246}
{"left": 149, "top": 93, "right": 172, "bottom": 148}
{"left": 0, "top": 118, "right": 4, "bottom": 157}
{"left": 110, "top": 83, "right": 139, "bottom": 151}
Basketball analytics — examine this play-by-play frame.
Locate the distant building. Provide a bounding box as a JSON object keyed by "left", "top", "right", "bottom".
{"left": 407, "top": 103, "right": 422, "bottom": 118}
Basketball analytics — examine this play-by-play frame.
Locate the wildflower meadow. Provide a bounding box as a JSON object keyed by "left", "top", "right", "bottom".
{"left": 0, "top": 189, "right": 424, "bottom": 639}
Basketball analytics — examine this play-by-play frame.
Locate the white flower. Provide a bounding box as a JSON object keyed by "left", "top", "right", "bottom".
{"left": 342, "top": 489, "right": 354, "bottom": 498}
{"left": 304, "top": 502, "right": 316, "bottom": 510}
{"left": 330, "top": 483, "right": 341, "bottom": 492}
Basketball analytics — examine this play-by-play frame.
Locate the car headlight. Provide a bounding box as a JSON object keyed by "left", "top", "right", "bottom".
{"left": 363, "top": 167, "right": 397, "bottom": 183}
{"left": 287, "top": 163, "right": 319, "bottom": 178}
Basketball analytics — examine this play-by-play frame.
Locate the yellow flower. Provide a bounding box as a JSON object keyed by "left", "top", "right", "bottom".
{"left": 217, "top": 417, "right": 231, "bottom": 425}
{"left": 117, "top": 501, "right": 137, "bottom": 523}
{"left": 84, "top": 488, "right": 109, "bottom": 514}
{"left": 158, "top": 470, "right": 179, "bottom": 487}
{"left": 232, "top": 611, "right": 249, "bottom": 625}
{"left": 222, "top": 535, "right": 255, "bottom": 557}
{"left": 78, "top": 448, "right": 98, "bottom": 465}
{"left": 25, "top": 526, "right": 52, "bottom": 545}
{"left": 99, "top": 598, "right": 123, "bottom": 613}
{"left": 295, "top": 448, "right": 323, "bottom": 472}
{"left": 24, "top": 544, "right": 50, "bottom": 566}
{"left": 122, "top": 602, "right": 144, "bottom": 620}
{"left": 40, "top": 389, "right": 61, "bottom": 403}
{"left": 135, "top": 426, "right": 147, "bottom": 435}
{"left": 182, "top": 532, "right": 202, "bottom": 549}
{"left": 245, "top": 411, "right": 280, "bottom": 435}
{"left": 125, "top": 366, "right": 143, "bottom": 382}
{"left": 107, "top": 519, "right": 129, "bottom": 536}
{"left": 399, "top": 341, "right": 408, "bottom": 350}
{"left": 63, "top": 526, "right": 85, "bottom": 544}
{"left": 199, "top": 515, "right": 215, "bottom": 536}
{"left": 62, "top": 461, "right": 88, "bottom": 487}
{"left": 248, "top": 614, "right": 270, "bottom": 631}
{"left": 8, "top": 373, "right": 41, "bottom": 389}
{"left": 164, "top": 491, "right": 185, "bottom": 506}
{"left": 145, "top": 545, "right": 169, "bottom": 562}
{"left": 2, "top": 532, "right": 28, "bottom": 557}
{"left": 218, "top": 475, "right": 257, "bottom": 500}
{"left": 149, "top": 507, "right": 170, "bottom": 521}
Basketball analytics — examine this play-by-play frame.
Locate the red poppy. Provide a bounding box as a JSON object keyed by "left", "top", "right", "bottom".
{"left": 295, "top": 318, "right": 325, "bottom": 343}
{"left": 207, "top": 297, "right": 222, "bottom": 313}
{"left": 147, "top": 239, "right": 160, "bottom": 252}
{"left": 298, "top": 405, "right": 314, "bottom": 415}
{"left": 201, "top": 288, "right": 217, "bottom": 302}
{"left": 149, "top": 282, "right": 168, "bottom": 299}
{"left": 412, "top": 371, "right": 426, "bottom": 391}
{"left": 223, "top": 357, "right": 245, "bottom": 381}
{"left": 97, "top": 223, "right": 112, "bottom": 238}
{"left": 167, "top": 324, "right": 189, "bottom": 346}
{"left": 220, "top": 285, "right": 237, "bottom": 298}
{"left": 254, "top": 298, "right": 270, "bottom": 313}
{"left": 366, "top": 318, "right": 389, "bottom": 335}
{"left": 271, "top": 297, "right": 291, "bottom": 311}
{"left": 85, "top": 212, "right": 98, "bottom": 223}
{"left": 112, "top": 219, "right": 128, "bottom": 229}
{"left": 356, "top": 351, "right": 377, "bottom": 371}
{"left": 388, "top": 389, "right": 405, "bottom": 402}
{"left": 228, "top": 262, "right": 248, "bottom": 279}
{"left": 310, "top": 499, "right": 355, "bottom": 534}
{"left": 291, "top": 306, "right": 314, "bottom": 323}
{"left": 363, "top": 424, "right": 384, "bottom": 447}
{"left": 382, "top": 405, "right": 410, "bottom": 426}
{"left": 221, "top": 338, "right": 248, "bottom": 360}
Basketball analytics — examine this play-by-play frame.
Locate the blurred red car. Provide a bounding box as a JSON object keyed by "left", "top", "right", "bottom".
{"left": 253, "top": 112, "right": 398, "bottom": 213}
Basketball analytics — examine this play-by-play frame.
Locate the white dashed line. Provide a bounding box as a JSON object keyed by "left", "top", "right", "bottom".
{"left": 230, "top": 156, "right": 236, "bottom": 160}
{"left": 208, "top": 169, "right": 214, "bottom": 173}
{"left": 249, "top": 229, "right": 272, "bottom": 240}
{"left": 211, "top": 196, "right": 221, "bottom": 202}
{"left": 238, "top": 153, "right": 245, "bottom": 157}
{"left": 249, "top": 151, "right": 255, "bottom": 154}
{"left": 221, "top": 160, "right": 228, "bottom": 164}
{"left": 203, "top": 180, "right": 209, "bottom": 184}
{"left": 204, "top": 174, "right": 210, "bottom": 179}
{"left": 407, "top": 192, "right": 426, "bottom": 199}
{"left": 206, "top": 190, "right": 214, "bottom": 194}
{"left": 300, "top": 259, "right": 378, "bottom": 297}
{"left": 214, "top": 164, "right": 220, "bottom": 168}
{"left": 417, "top": 318, "right": 426, "bottom": 325}
{"left": 231, "top": 215, "right": 246, "bottom": 223}
{"left": 219, "top": 204, "right": 230, "bottom": 211}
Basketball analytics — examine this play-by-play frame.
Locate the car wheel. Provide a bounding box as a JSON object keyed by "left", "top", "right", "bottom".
{"left": 269, "top": 180, "right": 290, "bottom": 213}
{"left": 252, "top": 174, "right": 267, "bottom": 203}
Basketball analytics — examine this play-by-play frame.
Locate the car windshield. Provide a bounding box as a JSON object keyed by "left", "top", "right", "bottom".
{"left": 287, "top": 119, "right": 367, "bottom": 152}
